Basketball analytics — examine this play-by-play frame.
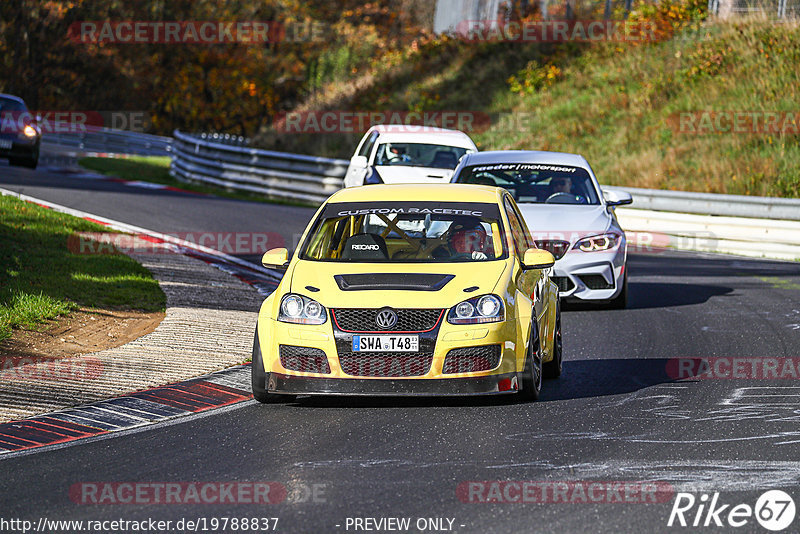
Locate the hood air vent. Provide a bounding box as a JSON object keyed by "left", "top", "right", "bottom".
{"left": 334, "top": 273, "right": 454, "bottom": 291}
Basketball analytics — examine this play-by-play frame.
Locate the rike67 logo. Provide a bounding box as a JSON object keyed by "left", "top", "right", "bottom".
{"left": 668, "top": 490, "right": 795, "bottom": 531}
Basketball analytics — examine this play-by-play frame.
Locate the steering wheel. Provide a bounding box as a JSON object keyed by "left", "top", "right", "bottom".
{"left": 545, "top": 192, "right": 584, "bottom": 204}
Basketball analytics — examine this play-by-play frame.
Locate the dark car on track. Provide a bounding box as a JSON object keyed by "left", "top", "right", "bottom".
{"left": 0, "top": 94, "right": 41, "bottom": 169}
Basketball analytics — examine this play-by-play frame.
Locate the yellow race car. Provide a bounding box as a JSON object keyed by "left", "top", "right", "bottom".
{"left": 252, "top": 184, "right": 562, "bottom": 401}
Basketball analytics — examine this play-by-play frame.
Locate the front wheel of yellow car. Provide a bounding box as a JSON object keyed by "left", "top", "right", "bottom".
{"left": 251, "top": 329, "right": 294, "bottom": 404}
{"left": 518, "top": 322, "right": 542, "bottom": 402}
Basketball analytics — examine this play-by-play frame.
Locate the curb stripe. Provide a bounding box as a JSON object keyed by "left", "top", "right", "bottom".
{"left": 0, "top": 423, "right": 76, "bottom": 445}
{"left": 0, "top": 368, "right": 252, "bottom": 455}
{"left": 105, "top": 397, "right": 187, "bottom": 418}
{"left": 36, "top": 417, "right": 102, "bottom": 434}
{"left": 0, "top": 190, "right": 262, "bottom": 455}
{"left": 0, "top": 435, "right": 40, "bottom": 449}
{"left": 21, "top": 420, "right": 96, "bottom": 439}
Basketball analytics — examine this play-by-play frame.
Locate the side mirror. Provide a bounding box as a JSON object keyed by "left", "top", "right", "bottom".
{"left": 350, "top": 155, "right": 368, "bottom": 169}
{"left": 261, "top": 247, "right": 289, "bottom": 268}
{"left": 522, "top": 248, "right": 555, "bottom": 269}
{"left": 603, "top": 188, "right": 633, "bottom": 207}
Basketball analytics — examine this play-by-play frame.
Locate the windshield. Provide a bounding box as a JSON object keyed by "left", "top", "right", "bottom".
{"left": 0, "top": 97, "right": 26, "bottom": 112}
{"left": 300, "top": 202, "right": 508, "bottom": 263}
{"left": 454, "top": 163, "right": 600, "bottom": 205}
{"left": 374, "top": 143, "right": 470, "bottom": 169}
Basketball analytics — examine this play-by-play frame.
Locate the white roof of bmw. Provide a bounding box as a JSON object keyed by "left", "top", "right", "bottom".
{"left": 461, "top": 150, "right": 589, "bottom": 168}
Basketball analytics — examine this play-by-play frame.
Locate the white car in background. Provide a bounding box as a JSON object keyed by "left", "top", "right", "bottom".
{"left": 451, "top": 150, "right": 633, "bottom": 308}
{"left": 343, "top": 125, "right": 478, "bottom": 187}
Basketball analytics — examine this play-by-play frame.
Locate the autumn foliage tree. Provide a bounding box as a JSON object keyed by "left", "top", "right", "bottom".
{"left": 0, "top": 0, "right": 431, "bottom": 136}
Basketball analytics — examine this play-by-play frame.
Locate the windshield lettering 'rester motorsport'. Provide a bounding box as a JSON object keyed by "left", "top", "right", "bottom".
{"left": 455, "top": 164, "right": 600, "bottom": 205}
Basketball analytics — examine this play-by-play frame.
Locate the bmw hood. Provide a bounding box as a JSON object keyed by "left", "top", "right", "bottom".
{"left": 288, "top": 259, "right": 508, "bottom": 309}
{"left": 373, "top": 166, "right": 454, "bottom": 184}
{"left": 516, "top": 204, "right": 612, "bottom": 244}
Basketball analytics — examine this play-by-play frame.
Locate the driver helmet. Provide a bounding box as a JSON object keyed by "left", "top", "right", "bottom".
{"left": 448, "top": 218, "right": 487, "bottom": 255}
{"left": 550, "top": 176, "right": 573, "bottom": 193}
{"left": 385, "top": 143, "right": 406, "bottom": 162}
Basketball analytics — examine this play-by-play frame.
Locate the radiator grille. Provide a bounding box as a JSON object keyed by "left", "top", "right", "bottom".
{"left": 578, "top": 274, "right": 614, "bottom": 290}
{"left": 551, "top": 276, "right": 575, "bottom": 293}
{"left": 332, "top": 308, "right": 442, "bottom": 332}
{"left": 337, "top": 352, "right": 433, "bottom": 377}
{"left": 279, "top": 345, "right": 331, "bottom": 374}
{"left": 442, "top": 345, "right": 502, "bottom": 374}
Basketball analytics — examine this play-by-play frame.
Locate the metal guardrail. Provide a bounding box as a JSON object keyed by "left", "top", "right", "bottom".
{"left": 194, "top": 132, "right": 250, "bottom": 147}
{"left": 708, "top": 0, "right": 799, "bottom": 18}
{"left": 616, "top": 208, "right": 800, "bottom": 260}
{"left": 41, "top": 127, "right": 172, "bottom": 157}
{"left": 605, "top": 186, "right": 800, "bottom": 221}
{"left": 169, "top": 130, "right": 348, "bottom": 204}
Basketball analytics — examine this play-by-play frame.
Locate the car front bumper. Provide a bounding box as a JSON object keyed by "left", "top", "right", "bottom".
{"left": 268, "top": 371, "right": 521, "bottom": 396}
{"left": 257, "top": 311, "right": 529, "bottom": 396}
{"left": 551, "top": 245, "right": 626, "bottom": 302}
{"left": 0, "top": 134, "right": 39, "bottom": 158}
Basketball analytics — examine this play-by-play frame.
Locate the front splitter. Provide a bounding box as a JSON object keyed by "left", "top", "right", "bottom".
{"left": 268, "top": 372, "right": 520, "bottom": 396}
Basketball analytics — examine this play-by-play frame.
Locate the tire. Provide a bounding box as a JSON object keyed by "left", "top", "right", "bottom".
{"left": 251, "top": 328, "right": 292, "bottom": 404}
{"left": 543, "top": 300, "right": 562, "bottom": 379}
{"left": 10, "top": 148, "right": 38, "bottom": 169}
{"left": 24, "top": 154, "right": 38, "bottom": 169}
{"left": 608, "top": 271, "right": 628, "bottom": 309}
{"left": 518, "top": 321, "right": 543, "bottom": 402}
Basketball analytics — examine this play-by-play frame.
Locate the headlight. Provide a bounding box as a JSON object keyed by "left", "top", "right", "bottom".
{"left": 448, "top": 294, "right": 504, "bottom": 324}
{"left": 574, "top": 233, "right": 621, "bottom": 252}
{"left": 534, "top": 239, "right": 570, "bottom": 260}
{"left": 22, "top": 125, "right": 37, "bottom": 138}
{"left": 278, "top": 294, "right": 327, "bottom": 325}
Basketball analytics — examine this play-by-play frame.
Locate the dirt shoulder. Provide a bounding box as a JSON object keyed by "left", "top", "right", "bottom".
{"left": 0, "top": 308, "right": 165, "bottom": 364}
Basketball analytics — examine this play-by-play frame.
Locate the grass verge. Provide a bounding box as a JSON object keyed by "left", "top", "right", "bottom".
{"left": 0, "top": 194, "right": 166, "bottom": 342}
{"left": 78, "top": 156, "right": 316, "bottom": 207}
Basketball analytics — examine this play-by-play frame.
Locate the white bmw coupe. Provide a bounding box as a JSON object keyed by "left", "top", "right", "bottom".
{"left": 452, "top": 150, "right": 633, "bottom": 308}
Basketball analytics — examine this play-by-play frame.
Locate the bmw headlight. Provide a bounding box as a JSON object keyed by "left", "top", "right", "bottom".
{"left": 574, "top": 233, "right": 621, "bottom": 252}
{"left": 278, "top": 294, "right": 327, "bottom": 325}
{"left": 448, "top": 294, "right": 504, "bottom": 324}
{"left": 22, "top": 125, "right": 38, "bottom": 138}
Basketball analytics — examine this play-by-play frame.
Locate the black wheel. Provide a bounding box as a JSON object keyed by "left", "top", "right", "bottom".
{"left": 24, "top": 151, "right": 38, "bottom": 169}
{"left": 544, "top": 300, "right": 562, "bottom": 379}
{"left": 251, "top": 328, "right": 292, "bottom": 404}
{"left": 9, "top": 152, "right": 37, "bottom": 169}
{"left": 518, "top": 322, "right": 543, "bottom": 402}
{"left": 608, "top": 271, "right": 628, "bottom": 309}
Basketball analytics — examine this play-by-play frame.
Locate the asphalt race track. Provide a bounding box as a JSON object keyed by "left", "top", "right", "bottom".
{"left": 2, "top": 161, "right": 800, "bottom": 533}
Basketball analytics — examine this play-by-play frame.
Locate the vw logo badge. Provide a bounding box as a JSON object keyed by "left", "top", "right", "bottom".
{"left": 375, "top": 308, "right": 398, "bottom": 330}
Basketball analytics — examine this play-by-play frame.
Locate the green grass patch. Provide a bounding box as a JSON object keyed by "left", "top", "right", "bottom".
{"left": 78, "top": 156, "right": 315, "bottom": 207}
{"left": 0, "top": 194, "right": 166, "bottom": 342}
